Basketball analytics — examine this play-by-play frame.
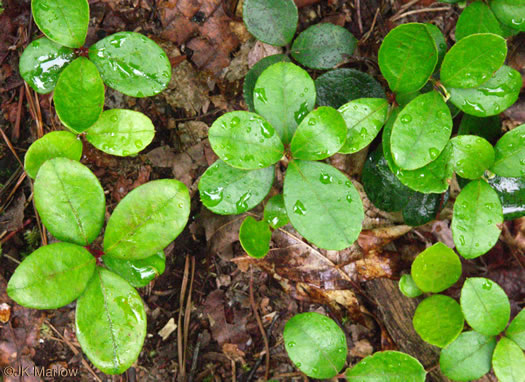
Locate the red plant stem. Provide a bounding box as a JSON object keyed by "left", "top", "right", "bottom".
{"left": 0, "top": 219, "right": 32, "bottom": 245}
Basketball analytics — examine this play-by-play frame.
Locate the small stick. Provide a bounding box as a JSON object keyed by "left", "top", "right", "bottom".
{"left": 177, "top": 255, "right": 191, "bottom": 379}
{"left": 12, "top": 86, "right": 24, "bottom": 141}
{"left": 391, "top": 7, "right": 450, "bottom": 22}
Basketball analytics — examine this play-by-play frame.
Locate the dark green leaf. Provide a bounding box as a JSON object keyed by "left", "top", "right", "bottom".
{"left": 455, "top": 1, "right": 505, "bottom": 41}
{"left": 103, "top": 251, "right": 165, "bottom": 288}
{"left": 458, "top": 114, "right": 501, "bottom": 143}
{"left": 491, "top": 124, "right": 525, "bottom": 177}
{"left": 450, "top": 135, "right": 495, "bottom": 179}
{"left": 425, "top": 23, "right": 446, "bottom": 69}
{"left": 489, "top": 0, "right": 525, "bottom": 31}
{"left": 394, "top": 81, "right": 434, "bottom": 108}
{"left": 402, "top": 191, "right": 448, "bottom": 226}
{"left": 345, "top": 351, "right": 426, "bottom": 381}
{"left": 242, "top": 0, "right": 297, "bottom": 46}
{"left": 399, "top": 274, "right": 423, "bottom": 298}
{"left": 492, "top": 337, "right": 525, "bottom": 382}
{"left": 263, "top": 194, "right": 289, "bottom": 229}
{"left": 7, "top": 243, "right": 95, "bottom": 309}
{"left": 239, "top": 216, "right": 271, "bottom": 258}
{"left": 488, "top": 175, "right": 525, "bottom": 220}
{"left": 506, "top": 309, "right": 525, "bottom": 350}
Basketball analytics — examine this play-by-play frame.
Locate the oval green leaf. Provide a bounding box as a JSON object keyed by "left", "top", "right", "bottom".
{"left": 413, "top": 294, "right": 464, "bottom": 348}
{"left": 399, "top": 274, "right": 423, "bottom": 298}
{"left": 103, "top": 250, "right": 166, "bottom": 288}
{"left": 506, "top": 309, "right": 525, "bottom": 350}
{"left": 85, "top": 109, "right": 155, "bottom": 156}
{"left": 32, "top": 0, "right": 89, "bottom": 48}
{"left": 19, "top": 37, "right": 75, "bottom": 94}
{"left": 378, "top": 23, "right": 438, "bottom": 93}
{"left": 103, "top": 179, "right": 190, "bottom": 260}
{"left": 425, "top": 23, "right": 446, "bottom": 70}
{"left": 458, "top": 114, "right": 501, "bottom": 143}
{"left": 7, "top": 242, "right": 95, "bottom": 309}
{"left": 283, "top": 312, "right": 347, "bottom": 379}
{"left": 75, "top": 267, "right": 146, "bottom": 375}
{"left": 450, "top": 135, "right": 495, "bottom": 179}
{"left": 492, "top": 337, "right": 525, "bottom": 382}
{"left": 24, "top": 131, "right": 82, "bottom": 179}
{"left": 283, "top": 160, "right": 364, "bottom": 250}
{"left": 491, "top": 124, "right": 525, "bottom": 177}
{"left": 461, "top": 277, "right": 510, "bottom": 336}
{"left": 346, "top": 351, "right": 426, "bottom": 382}
{"left": 452, "top": 179, "right": 503, "bottom": 259}
{"left": 402, "top": 191, "right": 448, "bottom": 226}
{"left": 263, "top": 194, "right": 289, "bottom": 229}
{"left": 290, "top": 106, "right": 347, "bottom": 160}
{"left": 239, "top": 216, "right": 271, "bottom": 258}
{"left": 253, "top": 62, "right": 316, "bottom": 144}
{"left": 291, "top": 23, "right": 356, "bottom": 70}
{"left": 34, "top": 158, "right": 105, "bottom": 245}
{"left": 53, "top": 57, "right": 105, "bottom": 133}
{"left": 455, "top": 1, "right": 505, "bottom": 41}
{"left": 489, "top": 0, "right": 525, "bottom": 31}
{"left": 89, "top": 31, "right": 172, "bottom": 97}
{"left": 488, "top": 175, "right": 525, "bottom": 221}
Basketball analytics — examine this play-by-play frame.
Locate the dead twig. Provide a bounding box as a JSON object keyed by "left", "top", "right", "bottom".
{"left": 391, "top": 6, "right": 451, "bottom": 22}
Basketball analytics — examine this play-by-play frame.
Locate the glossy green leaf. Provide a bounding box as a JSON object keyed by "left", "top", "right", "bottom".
{"left": 425, "top": 23, "right": 446, "bottom": 69}
{"left": 243, "top": 54, "right": 290, "bottom": 112}
{"left": 441, "top": 33, "right": 507, "bottom": 89}
{"left": 450, "top": 135, "right": 495, "bottom": 179}
{"left": 103, "top": 251, "right": 166, "bottom": 288}
{"left": 489, "top": 0, "right": 525, "bottom": 31}
{"left": 242, "top": 0, "right": 297, "bottom": 46}
{"left": 198, "top": 160, "right": 274, "bottom": 215}
{"left": 34, "top": 158, "right": 105, "bottom": 245}
{"left": 19, "top": 37, "right": 74, "bottom": 94}
{"left": 75, "top": 267, "right": 146, "bottom": 375}
{"left": 399, "top": 274, "right": 423, "bottom": 298}
{"left": 345, "top": 351, "right": 426, "bottom": 382}
{"left": 413, "top": 295, "right": 464, "bottom": 348}
{"left": 402, "top": 191, "right": 448, "bottom": 226}
{"left": 7, "top": 243, "right": 95, "bottom": 309}
{"left": 456, "top": 1, "right": 505, "bottom": 41}
{"left": 24, "top": 131, "right": 82, "bottom": 179}
{"left": 32, "top": 0, "right": 89, "bottom": 48}
{"left": 394, "top": 82, "right": 434, "bottom": 108}
{"left": 439, "top": 331, "right": 497, "bottom": 381}
{"left": 283, "top": 312, "right": 347, "bottom": 379}
{"left": 89, "top": 31, "right": 171, "bottom": 97}
{"left": 85, "top": 109, "right": 155, "bottom": 156}
{"left": 239, "top": 216, "right": 271, "bottom": 258}
{"left": 449, "top": 65, "right": 521, "bottom": 117}
{"left": 391, "top": 91, "right": 452, "bottom": 170}
{"left": 315, "top": 69, "right": 385, "bottom": 109}
{"left": 104, "top": 179, "right": 190, "bottom": 260}
{"left": 461, "top": 277, "right": 510, "bottom": 336}
{"left": 488, "top": 175, "right": 525, "bottom": 220}
{"left": 290, "top": 106, "right": 347, "bottom": 160}
{"left": 411, "top": 242, "right": 461, "bottom": 293}
{"left": 263, "top": 194, "right": 289, "bottom": 229}
{"left": 209, "top": 111, "right": 283, "bottom": 169}
{"left": 253, "top": 62, "right": 316, "bottom": 144}
{"left": 53, "top": 57, "right": 105, "bottom": 133}
{"left": 458, "top": 114, "right": 501, "bottom": 143}
{"left": 491, "top": 124, "right": 525, "bottom": 177}
{"left": 283, "top": 160, "right": 363, "bottom": 250}
{"left": 451, "top": 179, "right": 503, "bottom": 258}
{"left": 492, "top": 337, "right": 525, "bottom": 382}
{"left": 378, "top": 23, "right": 438, "bottom": 93}
{"left": 291, "top": 23, "right": 356, "bottom": 70}
{"left": 338, "top": 98, "right": 388, "bottom": 154}
{"left": 506, "top": 309, "right": 525, "bottom": 349}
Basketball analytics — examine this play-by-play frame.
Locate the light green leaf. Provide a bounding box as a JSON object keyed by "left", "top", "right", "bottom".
{"left": 455, "top": 1, "right": 505, "bottom": 41}
{"left": 239, "top": 216, "right": 271, "bottom": 258}
{"left": 242, "top": 0, "right": 297, "bottom": 46}
{"left": 399, "top": 274, "right": 423, "bottom": 298}
{"left": 345, "top": 351, "right": 426, "bottom": 381}
{"left": 450, "top": 135, "right": 495, "bottom": 179}
{"left": 491, "top": 124, "right": 525, "bottom": 177}
{"left": 506, "top": 309, "right": 525, "bottom": 350}
{"left": 489, "top": 0, "right": 525, "bottom": 31}
{"left": 263, "top": 194, "right": 289, "bottom": 229}
{"left": 492, "top": 337, "right": 525, "bottom": 382}
{"left": 425, "top": 23, "right": 446, "bottom": 70}
{"left": 102, "top": 251, "right": 165, "bottom": 288}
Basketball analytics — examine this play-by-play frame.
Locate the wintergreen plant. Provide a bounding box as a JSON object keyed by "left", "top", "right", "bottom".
{"left": 7, "top": 158, "right": 190, "bottom": 374}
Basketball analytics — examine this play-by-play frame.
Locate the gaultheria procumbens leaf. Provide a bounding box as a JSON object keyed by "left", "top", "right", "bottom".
{"left": 290, "top": 106, "right": 347, "bottom": 160}
{"left": 399, "top": 274, "right": 423, "bottom": 298}
{"left": 239, "top": 216, "right": 271, "bottom": 258}
{"left": 315, "top": 69, "right": 385, "bottom": 109}
{"left": 378, "top": 23, "right": 438, "bottom": 94}
{"left": 425, "top": 23, "right": 446, "bottom": 70}
{"left": 34, "top": 158, "right": 105, "bottom": 245}
{"left": 345, "top": 351, "right": 426, "bottom": 382}
{"left": 75, "top": 267, "right": 146, "bottom": 375}
{"left": 439, "top": 331, "right": 497, "bottom": 381}
{"left": 198, "top": 160, "right": 274, "bottom": 215}
{"left": 89, "top": 32, "right": 172, "bottom": 97}
{"left": 489, "top": 0, "right": 525, "bottom": 31}
{"left": 458, "top": 114, "right": 501, "bottom": 143}
{"left": 24, "top": 131, "right": 82, "bottom": 179}
{"left": 104, "top": 179, "right": 190, "bottom": 260}
{"left": 449, "top": 65, "right": 521, "bottom": 117}
{"left": 253, "top": 62, "right": 316, "bottom": 144}
{"left": 492, "top": 337, "right": 525, "bottom": 382}
{"left": 283, "top": 312, "right": 347, "bottom": 379}
{"left": 338, "top": 98, "right": 388, "bottom": 154}
{"left": 263, "top": 194, "right": 289, "bottom": 229}
{"left": 450, "top": 135, "right": 495, "bottom": 179}
{"left": 402, "top": 191, "right": 449, "bottom": 226}
{"left": 411, "top": 242, "right": 462, "bottom": 293}
{"left": 208, "top": 111, "right": 284, "bottom": 169}
{"left": 243, "top": 54, "right": 290, "bottom": 112}
{"left": 31, "top": 0, "right": 89, "bottom": 48}
{"left": 491, "top": 124, "right": 525, "bottom": 177}
{"left": 452, "top": 179, "right": 503, "bottom": 259}
{"left": 506, "top": 309, "right": 525, "bottom": 349}
{"left": 455, "top": 1, "right": 505, "bottom": 41}
{"left": 488, "top": 175, "right": 525, "bottom": 221}
{"left": 460, "top": 277, "right": 510, "bottom": 336}
{"left": 53, "top": 57, "right": 105, "bottom": 133}
{"left": 440, "top": 33, "right": 507, "bottom": 89}
{"left": 283, "top": 160, "right": 363, "bottom": 251}
{"left": 7, "top": 243, "right": 95, "bottom": 309}
{"left": 242, "top": 0, "right": 297, "bottom": 46}
{"left": 19, "top": 37, "right": 75, "bottom": 94}
{"left": 102, "top": 250, "right": 165, "bottom": 288}
{"left": 85, "top": 109, "right": 155, "bottom": 156}
{"left": 390, "top": 91, "right": 452, "bottom": 170}
{"left": 291, "top": 23, "right": 356, "bottom": 70}
{"left": 413, "top": 295, "right": 464, "bottom": 348}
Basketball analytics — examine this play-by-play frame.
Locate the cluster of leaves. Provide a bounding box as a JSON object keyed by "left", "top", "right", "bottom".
{"left": 20, "top": 0, "right": 172, "bottom": 157}
{"left": 7, "top": 158, "right": 190, "bottom": 374}
{"left": 399, "top": 243, "right": 525, "bottom": 381}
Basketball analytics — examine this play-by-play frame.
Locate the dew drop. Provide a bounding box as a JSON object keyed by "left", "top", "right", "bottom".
{"left": 110, "top": 114, "right": 119, "bottom": 122}
{"left": 260, "top": 122, "right": 274, "bottom": 138}
{"left": 230, "top": 116, "right": 240, "bottom": 127}
{"left": 319, "top": 173, "right": 333, "bottom": 184}
{"left": 308, "top": 118, "right": 316, "bottom": 126}
{"left": 482, "top": 280, "right": 492, "bottom": 290}
{"left": 429, "top": 147, "right": 440, "bottom": 160}
{"left": 401, "top": 114, "right": 412, "bottom": 124}
{"left": 287, "top": 341, "right": 296, "bottom": 348}
{"left": 254, "top": 88, "right": 267, "bottom": 103}
{"left": 293, "top": 200, "right": 307, "bottom": 215}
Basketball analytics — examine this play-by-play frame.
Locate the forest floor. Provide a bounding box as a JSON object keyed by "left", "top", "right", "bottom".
{"left": 0, "top": 0, "right": 524, "bottom": 381}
